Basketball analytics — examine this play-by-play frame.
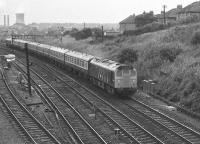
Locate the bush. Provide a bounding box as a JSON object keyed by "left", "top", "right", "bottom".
{"left": 92, "top": 28, "right": 102, "bottom": 39}
{"left": 191, "top": 31, "right": 200, "bottom": 45}
{"left": 70, "top": 28, "right": 92, "bottom": 40}
{"left": 117, "top": 49, "right": 138, "bottom": 64}
{"left": 160, "top": 47, "right": 183, "bottom": 62}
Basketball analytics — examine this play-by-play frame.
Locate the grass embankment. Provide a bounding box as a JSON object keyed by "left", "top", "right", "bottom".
{"left": 37, "top": 22, "right": 200, "bottom": 113}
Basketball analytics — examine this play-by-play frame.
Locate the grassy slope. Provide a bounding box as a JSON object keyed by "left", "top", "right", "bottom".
{"left": 37, "top": 22, "right": 200, "bottom": 113}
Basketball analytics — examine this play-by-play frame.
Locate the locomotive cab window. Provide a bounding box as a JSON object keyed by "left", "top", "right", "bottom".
{"left": 123, "top": 69, "right": 130, "bottom": 76}
{"left": 116, "top": 70, "right": 122, "bottom": 77}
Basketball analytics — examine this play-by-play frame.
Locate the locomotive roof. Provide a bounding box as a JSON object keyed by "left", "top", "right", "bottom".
{"left": 65, "top": 50, "right": 94, "bottom": 61}
{"left": 91, "top": 57, "right": 123, "bottom": 71}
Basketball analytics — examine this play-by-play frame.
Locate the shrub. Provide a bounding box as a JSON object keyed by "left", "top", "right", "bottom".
{"left": 70, "top": 28, "right": 92, "bottom": 40}
{"left": 63, "top": 30, "right": 71, "bottom": 36}
{"left": 160, "top": 47, "right": 183, "bottom": 62}
{"left": 117, "top": 49, "right": 138, "bottom": 64}
{"left": 92, "top": 28, "right": 102, "bottom": 39}
{"left": 191, "top": 31, "right": 200, "bottom": 45}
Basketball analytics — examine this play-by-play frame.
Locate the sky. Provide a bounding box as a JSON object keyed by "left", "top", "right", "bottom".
{"left": 0, "top": 0, "right": 197, "bottom": 25}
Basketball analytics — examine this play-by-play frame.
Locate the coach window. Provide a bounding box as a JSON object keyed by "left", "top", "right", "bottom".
{"left": 77, "top": 59, "right": 79, "bottom": 65}
{"left": 85, "top": 62, "right": 88, "bottom": 69}
{"left": 80, "top": 61, "right": 83, "bottom": 67}
{"left": 78, "top": 59, "right": 80, "bottom": 66}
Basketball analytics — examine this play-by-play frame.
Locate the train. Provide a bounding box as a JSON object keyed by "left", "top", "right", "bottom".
{"left": 5, "top": 38, "right": 137, "bottom": 96}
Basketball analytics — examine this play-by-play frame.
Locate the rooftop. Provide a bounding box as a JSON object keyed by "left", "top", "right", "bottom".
{"left": 179, "top": 1, "right": 200, "bottom": 13}
{"left": 119, "top": 14, "right": 135, "bottom": 24}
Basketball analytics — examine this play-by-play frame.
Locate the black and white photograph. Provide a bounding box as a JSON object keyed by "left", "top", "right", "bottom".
{"left": 0, "top": 0, "right": 200, "bottom": 143}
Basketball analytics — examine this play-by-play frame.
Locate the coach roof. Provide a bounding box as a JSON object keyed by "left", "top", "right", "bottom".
{"left": 50, "top": 46, "right": 68, "bottom": 53}
{"left": 65, "top": 50, "right": 94, "bottom": 61}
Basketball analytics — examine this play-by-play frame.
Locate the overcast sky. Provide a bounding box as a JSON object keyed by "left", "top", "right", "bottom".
{"left": 0, "top": 0, "right": 196, "bottom": 25}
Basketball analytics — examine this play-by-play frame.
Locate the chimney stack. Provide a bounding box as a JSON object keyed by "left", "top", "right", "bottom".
{"left": 177, "top": 5, "right": 182, "bottom": 13}
{"left": 7, "top": 15, "right": 9, "bottom": 27}
{"left": 4, "top": 15, "right": 6, "bottom": 27}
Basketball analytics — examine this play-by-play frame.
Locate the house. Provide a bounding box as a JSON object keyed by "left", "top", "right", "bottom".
{"left": 156, "top": 8, "right": 177, "bottom": 24}
{"left": 119, "top": 14, "right": 136, "bottom": 33}
{"left": 177, "top": 2, "right": 200, "bottom": 20}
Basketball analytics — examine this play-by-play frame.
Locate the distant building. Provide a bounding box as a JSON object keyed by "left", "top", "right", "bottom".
{"left": 16, "top": 13, "right": 25, "bottom": 24}
{"left": 177, "top": 2, "right": 200, "bottom": 20}
{"left": 119, "top": 14, "right": 136, "bottom": 33}
{"left": 104, "top": 31, "right": 120, "bottom": 37}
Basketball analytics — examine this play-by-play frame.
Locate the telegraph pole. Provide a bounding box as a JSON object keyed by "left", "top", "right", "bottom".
{"left": 25, "top": 43, "right": 32, "bottom": 96}
{"left": 163, "top": 5, "right": 167, "bottom": 24}
{"left": 101, "top": 26, "right": 104, "bottom": 42}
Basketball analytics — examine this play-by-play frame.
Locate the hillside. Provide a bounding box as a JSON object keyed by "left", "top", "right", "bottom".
{"left": 36, "top": 22, "right": 200, "bottom": 113}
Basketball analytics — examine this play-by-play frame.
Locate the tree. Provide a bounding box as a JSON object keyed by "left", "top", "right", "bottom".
{"left": 118, "top": 49, "right": 138, "bottom": 64}
{"left": 135, "top": 12, "right": 157, "bottom": 27}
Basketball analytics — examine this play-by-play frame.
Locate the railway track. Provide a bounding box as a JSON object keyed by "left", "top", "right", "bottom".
{"left": 0, "top": 68, "right": 61, "bottom": 144}
{"left": 15, "top": 58, "right": 165, "bottom": 144}
{"left": 14, "top": 60, "right": 107, "bottom": 144}
{"left": 125, "top": 97, "right": 200, "bottom": 144}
